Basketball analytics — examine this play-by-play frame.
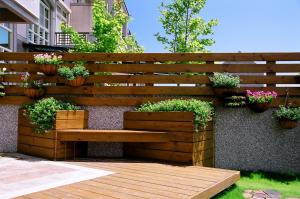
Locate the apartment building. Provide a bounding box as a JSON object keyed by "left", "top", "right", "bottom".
{"left": 0, "top": 0, "right": 129, "bottom": 52}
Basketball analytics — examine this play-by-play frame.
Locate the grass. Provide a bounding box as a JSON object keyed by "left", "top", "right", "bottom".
{"left": 213, "top": 171, "right": 300, "bottom": 199}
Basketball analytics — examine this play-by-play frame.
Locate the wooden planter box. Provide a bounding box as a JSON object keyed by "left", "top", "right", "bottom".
{"left": 17, "top": 110, "right": 88, "bottom": 160}
{"left": 123, "top": 112, "right": 214, "bottom": 166}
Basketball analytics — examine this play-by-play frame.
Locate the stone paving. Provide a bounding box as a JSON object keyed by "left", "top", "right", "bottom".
{"left": 0, "top": 153, "right": 113, "bottom": 199}
{"left": 243, "top": 189, "right": 300, "bottom": 199}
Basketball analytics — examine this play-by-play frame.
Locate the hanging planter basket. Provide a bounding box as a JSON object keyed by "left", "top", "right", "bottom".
{"left": 278, "top": 119, "right": 299, "bottom": 129}
{"left": 40, "top": 64, "right": 57, "bottom": 76}
{"left": 212, "top": 87, "right": 239, "bottom": 97}
{"left": 24, "top": 88, "right": 45, "bottom": 99}
{"left": 248, "top": 102, "right": 272, "bottom": 113}
{"left": 66, "top": 76, "right": 86, "bottom": 87}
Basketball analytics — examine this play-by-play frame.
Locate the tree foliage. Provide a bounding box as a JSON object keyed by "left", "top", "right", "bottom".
{"left": 155, "top": 0, "right": 218, "bottom": 52}
{"left": 61, "top": 0, "right": 143, "bottom": 53}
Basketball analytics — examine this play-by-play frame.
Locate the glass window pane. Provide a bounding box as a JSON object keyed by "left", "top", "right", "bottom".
{"left": 0, "top": 27, "right": 10, "bottom": 49}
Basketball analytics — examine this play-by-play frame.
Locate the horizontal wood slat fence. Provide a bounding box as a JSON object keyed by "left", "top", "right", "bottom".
{"left": 0, "top": 52, "right": 299, "bottom": 106}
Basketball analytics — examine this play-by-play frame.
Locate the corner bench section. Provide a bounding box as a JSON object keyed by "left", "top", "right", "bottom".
{"left": 123, "top": 111, "right": 215, "bottom": 166}
{"left": 17, "top": 109, "right": 88, "bottom": 160}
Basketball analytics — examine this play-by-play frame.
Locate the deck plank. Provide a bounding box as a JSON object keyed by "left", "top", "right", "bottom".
{"left": 19, "top": 159, "right": 240, "bottom": 199}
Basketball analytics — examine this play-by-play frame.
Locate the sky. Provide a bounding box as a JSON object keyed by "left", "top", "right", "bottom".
{"left": 125, "top": 0, "right": 300, "bottom": 53}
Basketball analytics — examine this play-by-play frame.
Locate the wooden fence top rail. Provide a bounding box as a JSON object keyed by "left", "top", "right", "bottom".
{"left": 1, "top": 52, "right": 300, "bottom": 61}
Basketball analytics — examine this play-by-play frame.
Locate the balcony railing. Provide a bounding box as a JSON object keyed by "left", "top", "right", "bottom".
{"left": 55, "top": 32, "right": 91, "bottom": 46}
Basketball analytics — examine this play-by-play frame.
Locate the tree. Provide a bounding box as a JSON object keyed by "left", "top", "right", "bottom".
{"left": 155, "top": 0, "right": 218, "bottom": 53}
{"left": 61, "top": 0, "right": 143, "bottom": 53}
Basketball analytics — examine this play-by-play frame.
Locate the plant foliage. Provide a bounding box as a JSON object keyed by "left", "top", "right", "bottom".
{"left": 58, "top": 62, "right": 89, "bottom": 80}
{"left": 61, "top": 0, "right": 143, "bottom": 53}
{"left": 209, "top": 73, "right": 240, "bottom": 88}
{"left": 274, "top": 105, "right": 300, "bottom": 121}
{"left": 23, "top": 97, "right": 79, "bottom": 133}
{"left": 136, "top": 99, "right": 214, "bottom": 130}
{"left": 155, "top": 0, "right": 218, "bottom": 52}
{"left": 20, "top": 73, "right": 44, "bottom": 89}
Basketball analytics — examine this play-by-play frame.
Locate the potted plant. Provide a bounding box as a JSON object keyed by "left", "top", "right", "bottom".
{"left": 20, "top": 98, "right": 88, "bottom": 160}
{"left": 0, "top": 67, "right": 6, "bottom": 82}
{"left": 274, "top": 105, "right": 300, "bottom": 129}
{"left": 22, "top": 97, "right": 83, "bottom": 133}
{"left": 58, "top": 62, "right": 89, "bottom": 87}
{"left": 224, "top": 96, "right": 246, "bottom": 108}
{"left": 34, "top": 53, "right": 63, "bottom": 76}
{"left": 209, "top": 72, "right": 240, "bottom": 97}
{"left": 20, "top": 73, "right": 45, "bottom": 99}
{"left": 246, "top": 90, "right": 278, "bottom": 113}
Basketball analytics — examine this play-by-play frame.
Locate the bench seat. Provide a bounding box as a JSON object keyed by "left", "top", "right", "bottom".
{"left": 57, "top": 129, "right": 171, "bottom": 142}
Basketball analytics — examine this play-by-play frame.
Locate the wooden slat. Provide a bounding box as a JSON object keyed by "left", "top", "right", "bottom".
{"left": 1, "top": 52, "right": 300, "bottom": 61}
{"left": 125, "top": 148, "right": 213, "bottom": 163}
{"left": 127, "top": 140, "right": 213, "bottom": 153}
{"left": 124, "top": 120, "right": 195, "bottom": 132}
{"left": 57, "top": 129, "right": 171, "bottom": 142}
{"left": 56, "top": 110, "right": 88, "bottom": 120}
{"left": 2, "top": 96, "right": 300, "bottom": 106}
{"left": 4, "top": 86, "right": 300, "bottom": 96}
{"left": 124, "top": 111, "right": 194, "bottom": 122}
{"left": 2, "top": 73, "right": 300, "bottom": 84}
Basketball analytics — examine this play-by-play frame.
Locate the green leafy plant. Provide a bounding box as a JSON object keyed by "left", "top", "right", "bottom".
{"left": 274, "top": 105, "right": 300, "bottom": 121}
{"left": 0, "top": 84, "right": 5, "bottom": 97}
{"left": 136, "top": 99, "right": 214, "bottom": 130}
{"left": 58, "top": 62, "right": 89, "bottom": 80}
{"left": 20, "top": 73, "right": 44, "bottom": 89}
{"left": 23, "top": 97, "right": 79, "bottom": 133}
{"left": 209, "top": 73, "right": 240, "bottom": 88}
{"left": 61, "top": 0, "right": 143, "bottom": 53}
{"left": 33, "top": 53, "right": 63, "bottom": 65}
{"left": 155, "top": 0, "right": 218, "bottom": 52}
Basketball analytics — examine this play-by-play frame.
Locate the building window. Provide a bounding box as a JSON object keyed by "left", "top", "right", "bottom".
{"left": 57, "top": 5, "right": 69, "bottom": 23}
{"left": 28, "top": 0, "right": 50, "bottom": 45}
{"left": 0, "top": 23, "right": 12, "bottom": 52}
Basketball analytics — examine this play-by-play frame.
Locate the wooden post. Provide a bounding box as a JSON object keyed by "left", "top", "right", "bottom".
{"left": 145, "top": 61, "right": 154, "bottom": 87}
{"left": 266, "top": 61, "right": 276, "bottom": 88}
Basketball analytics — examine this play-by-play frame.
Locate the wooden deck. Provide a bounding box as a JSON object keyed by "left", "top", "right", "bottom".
{"left": 16, "top": 159, "right": 240, "bottom": 199}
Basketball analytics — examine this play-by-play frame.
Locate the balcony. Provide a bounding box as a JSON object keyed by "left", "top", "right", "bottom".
{"left": 55, "top": 32, "right": 91, "bottom": 46}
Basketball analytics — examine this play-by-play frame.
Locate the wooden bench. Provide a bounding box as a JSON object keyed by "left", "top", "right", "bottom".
{"left": 57, "top": 129, "right": 171, "bottom": 142}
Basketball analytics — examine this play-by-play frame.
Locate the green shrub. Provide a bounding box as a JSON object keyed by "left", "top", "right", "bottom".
{"left": 274, "top": 106, "right": 300, "bottom": 121}
{"left": 209, "top": 72, "right": 240, "bottom": 88}
{"left": 23, "top": 97, "right": 79, "bottom": 133}
{"left": 136, "top": 99, "right": 214, "bottom": 130}
{"left": 58, "top": 62, "right": 89, "bottom": 80}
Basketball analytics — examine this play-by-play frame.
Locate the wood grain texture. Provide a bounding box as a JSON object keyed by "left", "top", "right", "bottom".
{"left": 17, "top": 160, "right": 240, "bottom": 199}
{"left": 124, "top": 112, "right": 214, "bottom": 166}
{"left": 0, "top": 52, "right": 299, "bottom": 106}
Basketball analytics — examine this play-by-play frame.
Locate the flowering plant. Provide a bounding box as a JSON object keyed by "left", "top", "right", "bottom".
{"left": 0, "top": 68, "right": 6, "bottom": 76}
{"left": 246, "top": 90, "right": 277, "bottom": 104}
{"left": 20, "top": 73, "right": 44, "bottom": 89}
{"left": 33, "top": 53, "right": 63, "bottom": 65}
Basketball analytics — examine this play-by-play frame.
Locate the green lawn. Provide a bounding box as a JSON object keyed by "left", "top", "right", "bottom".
{"left": 213, "top": 171, "right": 300, "bottom": 199}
